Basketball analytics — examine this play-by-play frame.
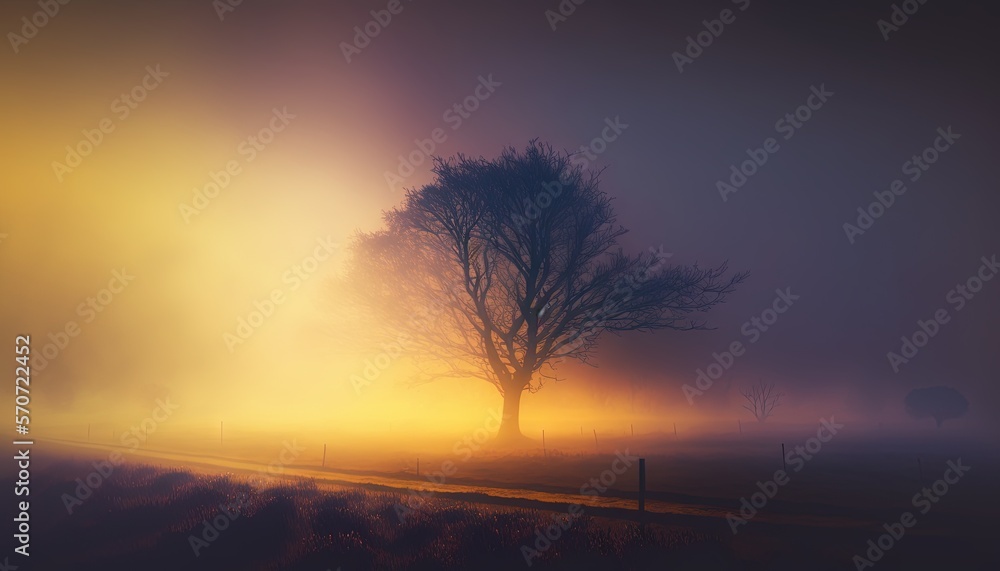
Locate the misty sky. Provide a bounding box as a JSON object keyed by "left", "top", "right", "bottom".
{"left": 1, "top": 0, "right": 997, "bottom": 433}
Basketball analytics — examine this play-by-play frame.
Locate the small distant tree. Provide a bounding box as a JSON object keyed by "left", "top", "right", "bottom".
{"left": 741, "top": 380, "right": 782, "bottom": 422}
{"left": 904, "top": 386, "right": 969, "bottom": 428}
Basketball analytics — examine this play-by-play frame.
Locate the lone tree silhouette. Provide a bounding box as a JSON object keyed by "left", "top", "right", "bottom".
{"left": 341, "top": 142, "right": 746, "bottom": 443}
{"left": 905, "top": 386, "right": 969, "bottom": 428}
{"left": 741, "top": 379, "right": 782, "bottom": 422}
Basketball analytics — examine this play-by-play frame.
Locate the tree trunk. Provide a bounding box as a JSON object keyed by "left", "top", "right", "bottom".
{"left": 496, "top": 382, "right": 525, "bottom": 443}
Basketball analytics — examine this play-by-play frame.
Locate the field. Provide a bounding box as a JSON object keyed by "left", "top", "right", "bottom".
{"left": 30, "top": 455, "right": 720, "bottom": 570}
{"left": 21, "top": 430, "right": 999, "bottom": 570}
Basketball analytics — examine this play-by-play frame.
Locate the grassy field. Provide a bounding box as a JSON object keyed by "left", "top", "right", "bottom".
{"left": 23, "top": 436, "right": 999, "bottom": 570}
{"left": 29, "top": 456, "right": 725, "bottom": 570}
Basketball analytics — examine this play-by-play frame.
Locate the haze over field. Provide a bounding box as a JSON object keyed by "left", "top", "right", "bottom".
{"left": 2, "top": 0, "right": 998, "bottom": 449}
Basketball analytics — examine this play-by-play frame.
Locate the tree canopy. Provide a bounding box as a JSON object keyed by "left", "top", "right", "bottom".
{"left": 904, "top": 386, "right": 969, "bottom": 428}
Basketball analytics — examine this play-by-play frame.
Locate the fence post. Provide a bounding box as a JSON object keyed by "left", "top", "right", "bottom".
{"left": 638, "top": 458, "right": 646, "bottom": 513}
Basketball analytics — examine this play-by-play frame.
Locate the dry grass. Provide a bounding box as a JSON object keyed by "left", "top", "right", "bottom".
{"left": 34, "top": 459, "right": 726, "bottom": 570}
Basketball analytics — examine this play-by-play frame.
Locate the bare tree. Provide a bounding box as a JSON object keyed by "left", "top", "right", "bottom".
{"left": 741, "top": 380, "right": 783, "bottom": 422}
{"left": 338, "top": 141, "right": 746, "bottom": 443}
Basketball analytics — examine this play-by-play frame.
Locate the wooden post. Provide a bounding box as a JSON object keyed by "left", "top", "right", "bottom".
{"left": 416, "top": 457, "right": 420, "bottom": 476}
{"left": 673, "top": 423, "right": 677, "bottom": 437}
{"left": 542, "top": 430, "right": 547, "bottom": 457}
{"left": 781, "top": 443, "right": 786, "bottom": 472}
{"left": 593, "top": 429, "right": 598, "bottom": 449}
{"left": 580, "top": 425, "right": 583, "bottom": 436}
{"left": 638, "top": 458, "right": 646, "bottom": 512}
{"left": 322, "top": 444, "right": 327, "bottom": 467}
{"left": 738, "top": 419, "right": 742, "bottom": 435}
